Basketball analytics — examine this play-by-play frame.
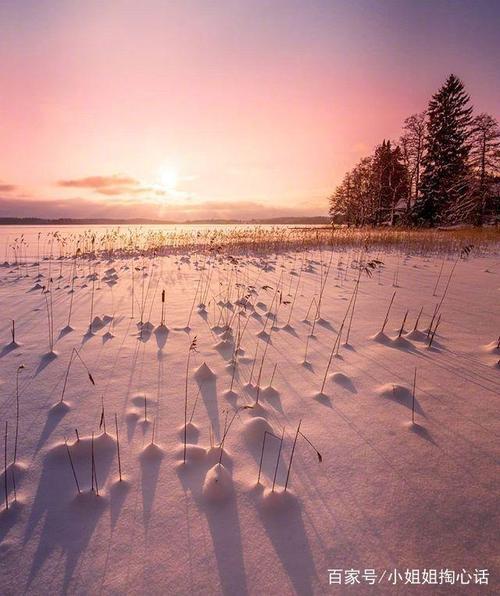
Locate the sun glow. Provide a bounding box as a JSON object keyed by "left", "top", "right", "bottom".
{"left": 158, "top": 166, "right": 178, "bottom": 192}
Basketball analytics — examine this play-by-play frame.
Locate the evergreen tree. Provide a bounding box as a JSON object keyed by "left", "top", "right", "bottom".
{"left": 415, "top": 74, "right": 473, "bottom": 225}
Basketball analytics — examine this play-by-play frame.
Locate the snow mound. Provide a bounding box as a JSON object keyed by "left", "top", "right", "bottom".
{"left": 214, "top": 339, "right": 232, "bottom": 354}
{"left": 178, "top": 421, "right": 200, "bottom": 443}
{"left": 261, "top": 488, "right": 297, "bottom": 511}
{"left": 48, "top": 432, "right": 116, "bottom": 462}
{"left": 260, "top": 386, "right": 279, "bottom": 400}
{"left": 483, "top": 340, "right": 499, "bottom": 353}
{"left": 330, "top": 371, "right": 350, "bottom": 385}
{"left": 131, "top": 394, "right": 151, "bottom": 406}
{"left": 377, "top": 383, "right": 412, "bottom": 400}
{"left": 206, "top": 446, "right": 232, "bottom": 466}
{"left": 140, "top": 442, "right": 165, "bottom": 462}
{"left": 202, "top": 464, "right": 233, "bottom": 501}
{"left": 242, "top": 416, "right": 273, "bottom": 444}
{"left": 175, "top": 444, "right": 207, "bottom": 462}
{"left": 256, "top": 330, "right": 270, "bottom": 341}
{"left": 405, "top": 329, "right": 427, "bottom": 341}
{"left": 91, "top": 316, "right": 104, "bottom": 331}
{"left": 141, "top": 321, "right": 154, "bottom": 332}
{"left": 222, "top": 389, "right": 238, "bottom": 400}
{"left": 194, "top": 362, "right": 216, "bottom": 381}
{"left": 49, "top": 400, "right": 71, "bottom": 414}
{"left": 371, "top": 331, "right": 391, "bottom": 344}
{"left": 329, "top": 372, "right": 356, "bottom": 393}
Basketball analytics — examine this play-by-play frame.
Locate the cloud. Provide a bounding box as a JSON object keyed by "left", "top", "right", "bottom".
{"left": 0, "top": 182, "right": 17, "bottom": 193}
{"left": 56, "top": 173, "right": 169, "bottom": 199}
{"left": 57, "top": 175, "right": 139, "bottom": 189}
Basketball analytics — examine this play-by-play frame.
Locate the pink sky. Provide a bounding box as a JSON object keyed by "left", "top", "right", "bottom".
{"left": 0, "top": 1, "right": 498, "bottom": 220}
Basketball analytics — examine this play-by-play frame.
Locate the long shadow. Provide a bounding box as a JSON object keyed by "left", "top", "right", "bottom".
{"left": 316, "top": 317, "right": 335, "bottom": 331}
{"left": 109, "top": 480, "right": 131, "bottom": 528}
{"left": 23, "top": 434, "right": 115, "bottom": 592}
{"left": 329, "top": 372, "right": 357, "bottom": 394}
{"left": 35, "top": 351, "right": 58, "bottom": 376}
{"left": 255, "top": 492, "right": 316, "bottom": 595}
{"left": 280, "top": 324, "right": 298, "bottom": 338}
{"left": 137, "top": 322, "right": 154, "bottom": 343}
{"left": 139, "top": 444, "right": 164, "bottom": 530}
{"left": 177, "top": 461, "right": 248, "bottom": 596}
{"left": 0, "top": 341, "right": 20, "bottom": 358}
{"left": 381, "top": 386, "right": 425, "bottom": 417}
{"left": 154, "top": 325, "right": 169, "bottom": 351}
{"left": 205, "top": 497, "right": 248, "bottom": 596}
{"left": 0, "top": 500, "right": 24, "bottom": 544}
{"left": 408, "top": 422, "right": 437, "bottom": 445}
{"left": 34, "top": 405, "right": 69, "bottom": 454}
{"left": 58, "top": 326, "right": 74, "bottom": 340}
{"left": 260, "top": 386, "right": 284, "bottom": 413}
{"left": 196, "top": 374, "right": 220, "bottom": 440}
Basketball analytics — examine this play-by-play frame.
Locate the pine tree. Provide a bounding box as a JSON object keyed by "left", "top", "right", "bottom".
{"left": 415, "top": 74, "right": 473, "bottom": 225}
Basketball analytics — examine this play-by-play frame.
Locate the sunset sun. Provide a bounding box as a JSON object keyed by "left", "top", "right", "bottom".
{"left": 158, "top": 166, "right": 178, "bottom": 192}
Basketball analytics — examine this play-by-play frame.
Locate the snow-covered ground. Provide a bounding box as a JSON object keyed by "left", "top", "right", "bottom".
{"left": 0, "top": 241, "right": 498, "bottom": 595}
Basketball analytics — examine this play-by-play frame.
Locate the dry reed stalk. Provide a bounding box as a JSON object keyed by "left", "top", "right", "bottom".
{"left": 412, "top": 368, "right": 417, "bottom": 424}
{"left": 131, "top": 264, "right": 135, "bottom": 319}
{"left": 316, "top": 247, "right": 335, "bottom": 319}
{"left": 89, "top": 266, "right": 96, "bottom": 332}
{"left": 114, "top": 413, "right": 122, "bottom": 481}
{"left": 304, "top": 296, "right": 318, "bottom": 322}
{"left": 381, "top": 291, "right": 397, "bottom": 334}
{"left": 60, "top": 348, "right": 95, "bottom": 403}
{"left": 345, "top": 280, "right": 359, "bottom": 345}
{"left": 284, "top": 420, "right": 301, "bottom": 492}
{"left": 398, "top": 310, "right": 409, "bottom": 338}
{"left": 427, "top": 304, "right": 439, "bottom": 338}
{"left": 285, "top": 266, "right": 303, "bottom": 326}
{"left": 160, "top": 289, "right": 166, "bottom": 326}
{"left": 66, "top": 253, "right": 78, "bottom": 328}
{"left": 13, "top": 364, "right": 25, "bottom": 466}
{"left": 186, "top": 276, "right": 203, "bottom": 329}
{"left": 4, "top": 421, "right": 8, "bottom": 510}
{"left": 184, "top": 337, "right": 198, "bottom": 463}
{"left": 269, "top": 363, "right": 277, "bottom": 387}
{"left": 91, "top": 431, "right": 99, "bottom": 495}
{"left": 271, "top": 427, "right": 285, "bottom": 492}
{"left": 303, "top": 314, "right": 319, "bottom": 363}
{"left": 65, "top": 437, "right": 80, "bottom": 494}
{"left": 320, "top": 321, "right": 345, "bottom": 394}
{"left": 433, "top": 256, "right": 446, "bottom": 296}
{"left": 255, "top": 308, "right": 279, "bottom": 403}
{"left": 257, "top": 430, "right": 280, "bottom": 484}
{"left": 413, "top": 306, "right": 423, "bottom": 331}
{"left": 436, "top": 245, "right": 473, "bottom": 315}
{"left": 217, "top": 405, "right": 252, "bottom": 466}
{"left": 428, "top": 314, "right": 441, "bottom": 348}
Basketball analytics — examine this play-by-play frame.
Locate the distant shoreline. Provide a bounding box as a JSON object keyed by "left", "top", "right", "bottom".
{"left": 0, "top": 216, "right": 330, "bottom": 226}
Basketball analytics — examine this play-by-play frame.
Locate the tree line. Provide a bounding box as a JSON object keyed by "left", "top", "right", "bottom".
{"left": 329, "top": 75, "right": 499, "bottom": 227}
